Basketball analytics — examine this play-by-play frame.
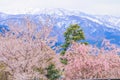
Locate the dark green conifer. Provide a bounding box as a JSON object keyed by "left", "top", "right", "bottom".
{"left": 61, "top": 24, "right": 87, "bottom": 55}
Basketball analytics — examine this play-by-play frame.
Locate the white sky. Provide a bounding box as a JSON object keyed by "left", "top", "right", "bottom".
{"left": 0, "top": 0, "right": 120, "bottom": 16}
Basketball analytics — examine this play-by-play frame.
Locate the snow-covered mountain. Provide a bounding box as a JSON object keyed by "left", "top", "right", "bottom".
{"left": 0, "top": 8, "right": 120, "bottom": 46}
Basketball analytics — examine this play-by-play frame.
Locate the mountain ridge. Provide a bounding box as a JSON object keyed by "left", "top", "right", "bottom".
{"left": 0, "top": 9, "right": 120, "bottom": 46}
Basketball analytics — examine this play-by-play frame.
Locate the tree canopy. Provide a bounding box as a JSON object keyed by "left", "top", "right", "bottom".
{"left": 61, "top": 24, "right": 87, "bottom": 55}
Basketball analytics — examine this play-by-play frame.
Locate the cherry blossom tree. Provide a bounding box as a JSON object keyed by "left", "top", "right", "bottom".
{"left": 63, "top": 41, "right": 120, "bottom": 80}
{"left": 0, "top": 17, "right": 62, "bottom": 80}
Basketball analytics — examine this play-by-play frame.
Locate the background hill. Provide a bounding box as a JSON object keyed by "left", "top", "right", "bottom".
{"left": 0, "top": 8, "right": 120, "bottom": 47}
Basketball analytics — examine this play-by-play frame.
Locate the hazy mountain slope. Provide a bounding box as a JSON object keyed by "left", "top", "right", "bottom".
{"left": 0, "top": 9, "right": 120, "bottom": 46}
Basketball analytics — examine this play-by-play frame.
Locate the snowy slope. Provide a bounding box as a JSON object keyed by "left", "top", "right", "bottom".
{"left": 0, "top": 8, "right": 120, "bottom": 46}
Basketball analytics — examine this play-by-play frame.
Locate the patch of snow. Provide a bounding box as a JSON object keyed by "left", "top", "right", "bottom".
{"left": 81, "top": 16, "right": 103, "bottom": 25}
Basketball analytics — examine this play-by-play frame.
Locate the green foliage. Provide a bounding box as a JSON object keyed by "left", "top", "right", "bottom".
{"left": 0, "top": 71, "right": 9, "bottom": 80}
{"left": 0, "top": 63, "right": 6, "bottom": 71}
{"left": 0, "top": 63, "right": 8, "bottom": 80}
{"left": 61, "top": 24, "right": 86, "bottom": 55}
{"left": 82, "top": 42, "right": 89, "bottom": 45}
{"left": 46, "top": 64, "right": 60, "bottom": 80}
{"left": 64, "top": 24, "right": 85, "bottom": 42}
{"left": 60, "top": 50, "right": 66, "bottom": 56}
{"left": 60, "top": 58, "right": 68, "bottom": 65}
{"left": 33, "top": 67, "right": 45, "bottom": 74}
